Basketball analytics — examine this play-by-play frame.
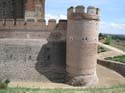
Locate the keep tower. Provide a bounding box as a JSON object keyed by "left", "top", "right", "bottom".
{"left": 25, "top": 0, "right": 45, "bottom": 19}
{"left": 66, "top": 5, "right": 100, "bottom": 86}
{"left": 0, "top": 0, "right": 45, "bottom": 19}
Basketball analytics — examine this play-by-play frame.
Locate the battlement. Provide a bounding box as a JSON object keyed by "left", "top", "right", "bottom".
{"left": 68, "top": 5, "right": 100, "bottom": 20}
{"left": 0, "top": 19, "right": 67, "bottom": 31}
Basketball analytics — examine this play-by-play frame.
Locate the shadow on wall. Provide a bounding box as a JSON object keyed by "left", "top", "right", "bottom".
{"left": 35, "top": 32, "right": 66, "bottom": 83}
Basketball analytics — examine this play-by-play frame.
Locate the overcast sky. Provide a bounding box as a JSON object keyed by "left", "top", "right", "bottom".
{"left": 45, "top": 0, "right": 125, "bottom": 34}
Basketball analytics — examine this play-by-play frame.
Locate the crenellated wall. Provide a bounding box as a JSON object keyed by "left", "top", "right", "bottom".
{"left": 67, "top": 6, "right": 100, "bottom": 21}
{"left": 0, "top": 19, "right": 67, "bottom": 39}
{"left": 0, "top": 18, "right": 67, "bottom": 83}
{"left": 0, "top": 19, "right": 67, "bottom": 31}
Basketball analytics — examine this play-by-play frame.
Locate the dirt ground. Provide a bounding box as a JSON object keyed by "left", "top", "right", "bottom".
{"left": 96, "top": 64, "right": 125, "bottom": 87}
{"left": 9, "top": 64, "right": 125, "bottom": 88}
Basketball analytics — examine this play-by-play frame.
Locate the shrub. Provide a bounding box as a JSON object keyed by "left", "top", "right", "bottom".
{"left": 0, "top": 79, "right": 10, "bottom": 90}
{"left": 105, "top": 36, "right": 112, "bottom": 45}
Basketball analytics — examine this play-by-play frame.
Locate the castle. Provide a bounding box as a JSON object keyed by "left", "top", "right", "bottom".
{"left": 0, "top": 0, "right": 100, "bottom": 87}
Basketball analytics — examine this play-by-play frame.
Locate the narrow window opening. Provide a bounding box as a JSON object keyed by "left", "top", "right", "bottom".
{"left": 29, "top": 55, "right": 32, "bottom": 60}
{"left": 86, "top": 37, "right": 87, "bottom": 40}
{"left": 47, "top": 55, "right": 50, "bottom": 60}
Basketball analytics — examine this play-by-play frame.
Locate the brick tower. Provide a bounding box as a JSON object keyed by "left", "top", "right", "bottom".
{"left": 0, "top": 0, "right": 25, "bottom": 19}
{"left": 0, "top": 0, "right": 45, "bottom": 19}
{"left": 25, "top": 0, "right": 45, "bottom": 19}
{"left": 66, "top": 5, "right": 100, "bottom": 86}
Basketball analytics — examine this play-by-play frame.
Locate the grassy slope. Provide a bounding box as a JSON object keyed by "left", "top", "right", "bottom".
{"left": 0, "top": 85, "right": 125, "bottom": 93}
{"left": 98, "top": 46, "right": 109, "bottom": 53}
{"left": 105, "top": 55, "right": 125, "bottom": 63}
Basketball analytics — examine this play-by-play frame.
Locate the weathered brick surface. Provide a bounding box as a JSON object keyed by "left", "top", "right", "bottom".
{"left": 0, "top": 19, "right": 67, "bottom": 32}
{"left": 66, "top": 6, "right": 100, "bottom": 86}
{"left": 25, "top": 0, "right": 35, "bottom": 11}
{"left": 0, "top": 31, "right": 66, "bottom": 40}
{"left": 0, "top": 39, "right": 66, "bottom": 83}
{"left": 97, "top": 59, "right": 125, "bottom": 77}
{"left": 25, "top": 0, "right": 45, "bottom": 19}
{"left": 0, "top": 0, "right": 24, "bottom": 19}
{"left": 0, "top": 0, "right": 45, "bottom": 19}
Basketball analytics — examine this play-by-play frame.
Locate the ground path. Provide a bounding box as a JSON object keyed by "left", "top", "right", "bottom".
{"left": 9, "top": 64, "right": 125, "bottom": 88}
{"left": 98, "top": 42, "right": 125, "bottom": 59}
{"left": 98, "top": 51, "right": 124, "bottom": 59}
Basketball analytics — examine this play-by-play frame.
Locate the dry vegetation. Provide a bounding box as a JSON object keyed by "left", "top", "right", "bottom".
{"left": 0, "top": 85, "right": 125, "bottom": 93}
{"left": 111, "top": 40, "right": 125, "bottom": 51}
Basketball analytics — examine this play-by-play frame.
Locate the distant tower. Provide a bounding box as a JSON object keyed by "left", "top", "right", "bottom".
{"left": 34, "top": 0, "right": 45, "bottom": 19}
{"left": 0, "top": 0, "right": 25, "bottom": 19}
{"left": 66, "top": 5, "right": 100, "bottom": 86}
{"left": 25, "top": 0, "right": 45, "bottom": 19}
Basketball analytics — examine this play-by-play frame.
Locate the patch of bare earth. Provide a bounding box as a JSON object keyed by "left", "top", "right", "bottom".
{"left": 8, "top": 64, "right": 125, "bottom": 88}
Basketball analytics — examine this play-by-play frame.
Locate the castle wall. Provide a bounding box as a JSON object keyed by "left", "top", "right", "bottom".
{"left": 0, "top": 18, "right": 67, "bottom": 82}
{"left": 0, "top": 19, "right": 67, "bottom": 39}
{"left": 0, "top": 19, "right": 67, "bottom": 31}
{"left": 97, "top": 59, "right": 125, "bottom": 77}
{"left": 0, "top": 35, "right": 66, "bottom": 83}
{"left": 66, "top": 6, "right": 100, "bottom": 86}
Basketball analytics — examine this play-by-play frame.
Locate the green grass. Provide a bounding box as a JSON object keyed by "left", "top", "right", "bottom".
{"left": 105, "top": 55, "right": 125, "bottom": 63}
{"left": 98, "top": 46, "right": 109, "bottom": 53}
{"left": 0, "top": 85, "right": 125, "bottom": 93}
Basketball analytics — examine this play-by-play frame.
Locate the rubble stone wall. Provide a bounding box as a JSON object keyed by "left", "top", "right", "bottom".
{"left": 0, "top": 38, "right": 66, "bottom": 83}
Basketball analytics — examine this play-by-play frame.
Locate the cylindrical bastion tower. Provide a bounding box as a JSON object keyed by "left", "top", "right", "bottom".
{"left": 66, "top": 5, "right": 100, "bottom": 86}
